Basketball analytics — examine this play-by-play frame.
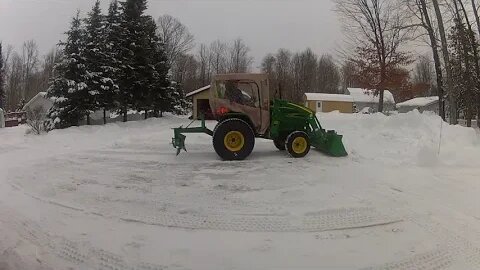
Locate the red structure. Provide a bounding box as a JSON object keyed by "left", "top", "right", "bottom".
{"left": 3, "top": 111, "right": 26, "bottom": 127}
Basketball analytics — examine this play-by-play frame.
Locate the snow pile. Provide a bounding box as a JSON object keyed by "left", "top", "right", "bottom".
{"left": 318, "top": 110, "right": 479, "bottom": 166}
{"left": 1, "top": 110, "right": 480, "bottom": 270}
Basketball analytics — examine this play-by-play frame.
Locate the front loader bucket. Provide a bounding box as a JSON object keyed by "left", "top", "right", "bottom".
{"left": 312, "top": 130, "right": 348, "bottom": 157}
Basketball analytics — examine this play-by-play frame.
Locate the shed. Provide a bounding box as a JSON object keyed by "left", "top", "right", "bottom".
{"left": 304, "top": 93, "right": 354, "bottom": 113}
{"left": 186, "top": 85, "right": 213, "bottom": 120}
{"left": 23, "top": 92, "right": 54, "bottom": 118}
{"left": 396, "top": 96, "right": 439, "bottom": 114}
{"left": 346, "top": 88, "right": 396, "bottom": 112}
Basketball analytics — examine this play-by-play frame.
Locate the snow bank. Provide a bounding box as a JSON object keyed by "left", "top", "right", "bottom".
{"left": 318, "top": 110, "right": 479, "bottom": 167}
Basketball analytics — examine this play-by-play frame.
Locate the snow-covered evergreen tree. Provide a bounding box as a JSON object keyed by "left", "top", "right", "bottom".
{"left": 143, "top": 17, "right": 173, "bottom": 117}
{"left": 170, "top": 81, "right": 191, "bottom": 115}
{"left": 84, "top": 0, "right": 117, "bottom": 124}
{"left": 104, "top": 0, "right": 123, "bottom": 120}
{"left": 46, "top": 12, "right": 90, "bottom": 129}
{"left": 115, "top": 0, "right": 148, "bottom": 121}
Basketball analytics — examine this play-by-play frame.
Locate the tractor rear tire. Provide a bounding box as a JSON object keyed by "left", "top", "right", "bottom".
{"left": 273, "top": 139, "right": 286, "bottom": 151}
{"left": 285, "top": 131, "right": 311, "bottom": 158}
{"left": 213, "top": 118, "right": 255, "bottom": 160}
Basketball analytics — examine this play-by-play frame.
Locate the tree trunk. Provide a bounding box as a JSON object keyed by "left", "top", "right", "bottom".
{"left": 467, "top": 109, "right": 472, "bottom": 127}
{"left": 103, "top": 109, "right": 107, "bottom": 125}
{"left": 470, "top": 0, "right": 480, "bottom": 128}
{"left": 122, "top": 108, "right": 127, "bottom": 122}
{"left": 419, "top": 0, "right": 445, "bottom": 120}
{"left": 86, "top": 113, "right": 91, "bottom": 125}
{"left": 454, "top": 0, "right": 480, "bottom": 127}
{"left": 379, "top": 89, "right": 385, "bottom": 112}
{"left": 144, "top": 109, "right": 148, "bottom": 120}
{"left": 432, "top": 0, "right": 456, "bottom": 124}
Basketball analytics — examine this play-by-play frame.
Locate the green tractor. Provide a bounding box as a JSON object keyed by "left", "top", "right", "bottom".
{"left": 172, "top": 73, "right": 347, "bottom": 160}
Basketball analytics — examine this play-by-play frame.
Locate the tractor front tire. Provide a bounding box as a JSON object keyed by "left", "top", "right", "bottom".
{"left": 273, "top": 139, "right": 286, "bottom": 151}
{"left": 285, "top": 131, "right": 311, "bottom": 158}
{"left": 213, "top": 118, "right": 255, "bottom": 160}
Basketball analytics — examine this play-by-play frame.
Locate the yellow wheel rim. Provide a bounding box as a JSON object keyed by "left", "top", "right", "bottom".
{"left": 292, "top": 137, "right": 307, "bottom": 154}
{"left": 224, "top": 131, "right": 245, "bottom": 152}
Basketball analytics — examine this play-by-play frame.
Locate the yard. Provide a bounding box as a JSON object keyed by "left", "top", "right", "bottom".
{"left": 0, "top": 112, "right": 479, "bottom": 269}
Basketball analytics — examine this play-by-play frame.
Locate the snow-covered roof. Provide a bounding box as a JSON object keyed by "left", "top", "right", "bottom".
{"left": 23, "top": 92, "right": 52, "bottom": 110}
{"left": 305, "top": 93, "right": 354, "bottom": 102}
{"left": 347, "top": 88, "right": 395, "bottom": 104}
{"left": 186, "top": 85, "right": 211, "bottom": 98}
{"left": 397, "top": 96, "right": 439, "bottom": 107}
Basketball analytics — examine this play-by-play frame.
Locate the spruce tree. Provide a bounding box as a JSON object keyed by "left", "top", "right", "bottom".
{"left": 118, "top": 0, "right": 172, "bottom": 121}
{"left": 116, "top": 0, "right": 146, "bottom": 121}
{"left": 84, "top": 0, "right": 117, "bottom": 124}
{"left": 449, "top": 18, "right": 479, "bottom": 127}
{"left": 104, "top": 0, "right": 123, "bottom": 121}
{"left": 143, "top": 17, "right": 173, "bottom": 117}
{"left": 0, "top": 42, "right": 5, "bottom": 110}
{"left": 46, "top": 12, "right": 89, "bottom": 129}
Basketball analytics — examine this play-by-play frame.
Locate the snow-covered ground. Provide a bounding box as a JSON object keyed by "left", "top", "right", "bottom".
{"left": 1, "top": 111, "right": 479, "bottom": 270}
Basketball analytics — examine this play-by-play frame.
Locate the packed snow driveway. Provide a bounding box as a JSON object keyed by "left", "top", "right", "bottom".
{"left": 1, "top": 112, "right": 480, "bottom": 269}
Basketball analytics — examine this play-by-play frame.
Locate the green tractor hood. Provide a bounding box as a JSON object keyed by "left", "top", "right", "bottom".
{"left": 271, "top": 100, "right": 348, "bottom": 157}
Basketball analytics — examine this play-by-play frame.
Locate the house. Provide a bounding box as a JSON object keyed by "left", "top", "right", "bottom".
{"left": 304, "top": 93, "right": 354, "bottom": 113}
{"left": 186, "top": 85, "right": 213, "bottom": 120}
{"left": 396, "top": 96, "right": 439, "bottom": 114}
{"left": 23, "top": 92, "right": 54, "bottom": 118}
{"left": 346, "top": 88, "right": 396, "bottom": 112}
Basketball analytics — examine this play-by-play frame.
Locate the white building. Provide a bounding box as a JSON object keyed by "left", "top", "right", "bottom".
{"left": 396, "top": 96, "right": 439, "bottom": 114}
{"left": 346, "top": 88, "right": 396, "bottom": 112}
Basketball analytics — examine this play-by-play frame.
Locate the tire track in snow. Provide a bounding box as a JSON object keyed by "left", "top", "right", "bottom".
{"left": 114, "top": 207, "right": 401, "bottom": 232}
{"left": 0, "top": 205, "right": 180, "bottom": 270}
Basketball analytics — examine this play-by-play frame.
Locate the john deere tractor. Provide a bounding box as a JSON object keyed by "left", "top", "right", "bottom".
{"left": 173, "top": 73, "right": 347, "bottom": 160}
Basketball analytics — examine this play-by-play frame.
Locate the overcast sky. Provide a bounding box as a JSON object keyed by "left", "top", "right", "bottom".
{"left": 0, "top": 0, "right": 343, "bottom": 68}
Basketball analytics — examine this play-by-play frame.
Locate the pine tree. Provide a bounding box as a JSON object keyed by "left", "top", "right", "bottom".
{"left": 449, "top": 18, "right": 479, "bottom": 127}
{"left": 143, "top": 17, "right": 173, "bottom": 117}
{"left": 84, "top": 0, "right": 117, "bottom": 124}
{"left": 0, "top": 42, "right": 5, "bottom": 110}
{"left": 170, "top": 81, "right": 191, "bottom": 115}
{"left": 46, "top": 12, "right": 90, "bottom": 129}
{"left": 104, "top": 0, "right": 123, "bottom": 122}
{"left": 116, "top": 0, "right": 149, "bottom": 122}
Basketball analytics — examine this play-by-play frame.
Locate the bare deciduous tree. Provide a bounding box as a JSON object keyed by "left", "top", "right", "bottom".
{"left": 227, "top": 38, "right": 253, "bottom": 73}
{"left": 317, "top": 54, "right": 340, "bottom": 94}
{"left": 26, "top": 106, "right": 47, "bottom": 135}
{"left": 22, "top": 40, "right": 39, "bottom": 100}
{"left": 209, "top": 40, "right": 227, "bottom": 75}
{"left": 174, "top": 53, "right": 199, "bottom": 93}
{"left": 157, "top": 14, "right": 195, "bottom": 66}
{"left": 406, "top": 0, "right": 445, "bottom": 118}
{"left": 341, "top": 60, "right": 357, "bottom": 89}
{"left": 197, "top": 44, "right": 211, "bottom": 86}
{"left": 335, "top": 0, "right": 412, "bottom": 112}
{"left": 413, "top": 55, "right": 433, "bottom": 94}
{"left": 274, "top": 48, "right": 293, "bottom": 100}
{"left": 432, "top": 0, "right": 456, "bottom": 124}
